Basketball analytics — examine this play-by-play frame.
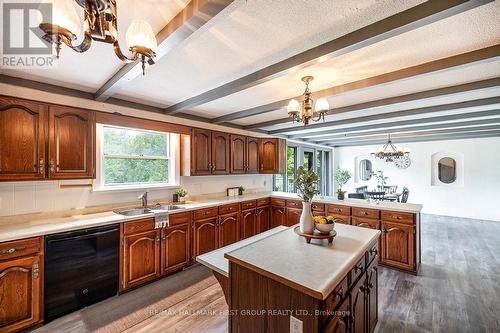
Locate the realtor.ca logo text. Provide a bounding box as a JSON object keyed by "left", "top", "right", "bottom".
{"left": 1, "top": 2, "right": 57, "bottom": 69}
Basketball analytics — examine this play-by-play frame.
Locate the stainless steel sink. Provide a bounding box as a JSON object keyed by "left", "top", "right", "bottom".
{"left": 152, "top": 204, "right": 185, "bottom": 211}
{"left": 114, "top": 208, "right": 152, "bottom": 216}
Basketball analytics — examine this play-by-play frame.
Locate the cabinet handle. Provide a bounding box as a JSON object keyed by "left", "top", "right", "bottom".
{"left": 393, "top": 215, "right": 402, "bottom": 220}
{"left": 49, "top": 160, "right": 55, "bottom": 173}
{"left": 1, "top": 246, "right": 27, "bottom": 255}
{"left": 32, "top": 263, "right": 39, "bottom": 279}
{"left": 370, "top": 248, "right": 378, "bottom": 255}
{"left": 39, "top": 158, "right": 45, "bottom": 174}
{"left": 155, "top": 237, "right": 160, "bottom": 243}
{"left": 361, "top": 211, "right": 368, "bottom": 215}
{"left": 354, "top": 264, "right": 363, "bottom": 273}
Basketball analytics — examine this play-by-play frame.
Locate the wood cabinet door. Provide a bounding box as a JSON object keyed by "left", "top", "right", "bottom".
{"left": 246, "top": 137, "right": 260, "bottom": 174}
{"left": 381, "top": 221, "right": 415, "bottom": 271}
{"left": 256, "top": 206, "right": 270, "bottom": 234}
{"left": 211, "top": 131, "right": 230, "bottom": 175}
{"left": 161, "top": 224, "right": 190, "bottom": 275}
{"left": 193, "top": 218, "right": 218, "bottom": 258}
{"left": 350, "top": 274, "right": 367, "bottom": 333}
{"left": 322, "top": 297, "right": 349, "bottom": 333}
{"left": 0, "top": 256, "right": 42, "bottom": 333}
{"left": 240, "top": 209, "right": 256, "bottom": 239}
{"left": 230, "top": 134, "right": 246, "bottom": 174}
{"left": 123, "top": 230, "right": 161, "bottom": 290}
{"left": 271, "top": 206, "right": 286, "bottom": 228}
{"left": 285, "top": 207, "right": 302, "bottom": 227}
{"left": 48, "top": 106, "right": 95, "bottom": 179}
{"left": 366, "top": 260, "right": 378, "bottom": 333}
{"left": 259, "top": 138, "right": 278, "bottom": 173}
{"left": 191, "top": 128, "right": 212, "bottom": 175}
{"left": 218, "top": 213, "right": 240, "bottom": 247}
{"left": 0, "top": 97, "right": 47, "bottom": 181}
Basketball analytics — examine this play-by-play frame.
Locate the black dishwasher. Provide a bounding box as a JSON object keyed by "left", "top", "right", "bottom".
{"left": 44, "top": 224, "right": 119, "bottom": 322}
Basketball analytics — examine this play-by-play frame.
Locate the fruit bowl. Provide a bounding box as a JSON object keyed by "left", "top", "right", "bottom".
{"left": 314, "top": 215, "right": 335, "bottom": 234}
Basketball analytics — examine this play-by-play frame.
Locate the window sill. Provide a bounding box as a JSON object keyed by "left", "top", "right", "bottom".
{"left": 93, "top": 183, "right": 181, "bottom": 192}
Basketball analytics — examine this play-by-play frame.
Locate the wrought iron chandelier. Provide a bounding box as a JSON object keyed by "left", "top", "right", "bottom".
{"left": 39, "top": 0, "right": 157, "bottom": 75}
{"left": 287, "top": 76, "right": 330, "bottom": 126}
{"left": 370, "top": 134, "right": 410, "bottom": 162}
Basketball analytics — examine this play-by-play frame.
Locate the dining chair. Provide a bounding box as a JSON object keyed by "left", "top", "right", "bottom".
{"left": 364, "top": 191, "right": 385, "bottom": 200}
{"left": 401, "top": 187, "right": 410, "bottom": 203}
{"left": 356, "top": 186, "right": 367, "bottom": 193}
{"left": 348, "top": 193, "right": 365, "bottom": 199}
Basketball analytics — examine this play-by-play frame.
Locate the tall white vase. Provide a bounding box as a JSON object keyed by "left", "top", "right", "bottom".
{"left": 299, "top": 201, "right": 315, "bottom": 234}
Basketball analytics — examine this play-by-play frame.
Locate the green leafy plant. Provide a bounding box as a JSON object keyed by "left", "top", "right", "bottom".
{"left": 335, "top": 168, "right": 351, "bottom": 194}
{"left": 373, "top": 170, "right": 388, "bottom": 186}
{"left": 175, "top": 188, "right": 188, "bottom": 198}
{"left": 294, "top": 166, "right": 319, "bottom": 202}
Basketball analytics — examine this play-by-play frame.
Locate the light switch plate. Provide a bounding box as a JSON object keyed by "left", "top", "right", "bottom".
{"left": 290, "top": 316, "right": 303, "bottom": 333}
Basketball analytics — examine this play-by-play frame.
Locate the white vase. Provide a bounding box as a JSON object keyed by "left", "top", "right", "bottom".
{"left": 299, "top": 202, "right": 315, "bottom": 234}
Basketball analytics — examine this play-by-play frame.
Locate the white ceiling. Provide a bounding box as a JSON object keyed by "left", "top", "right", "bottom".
{"left": 1, "top": 0, "right": 500, "bottom": 145}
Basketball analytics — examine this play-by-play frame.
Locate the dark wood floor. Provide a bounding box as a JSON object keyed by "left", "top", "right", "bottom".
{"left": 34, "top": 214, "right": 500, "bottom": 333}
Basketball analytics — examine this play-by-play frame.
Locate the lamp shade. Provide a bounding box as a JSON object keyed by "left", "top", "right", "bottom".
{"left": 126, "top": 20, "right": 157, "bottom": 51}
{"left": 314, "top": 98, "right": 329, "bottom": 112}
{"left": 48, "top": 0, "right": 81, "bottom": 36}
{"left": 287, "top": 99, "right": 300, "bottom": 114}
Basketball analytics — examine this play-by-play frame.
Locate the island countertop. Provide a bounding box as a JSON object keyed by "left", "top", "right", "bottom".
{"left": 225, "top": 223, "right": 380, "bottom": 300}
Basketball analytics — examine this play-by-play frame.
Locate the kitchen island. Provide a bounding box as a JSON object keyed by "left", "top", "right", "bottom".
{"left": 198, "top": 223, "right": 380, "bottom": 333}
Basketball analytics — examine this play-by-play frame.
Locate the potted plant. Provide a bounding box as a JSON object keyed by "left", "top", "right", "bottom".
{"left": 335, "top": 168, "right": 351, "bottom": 200}
{"left": 238, "top": 186, "right": 245, "bottom": 195}
{"left": 294, "top": 166, "right": 319, "bottom": 234}
{"left": 174, "top": 188, "right": 188, "bottom": 203}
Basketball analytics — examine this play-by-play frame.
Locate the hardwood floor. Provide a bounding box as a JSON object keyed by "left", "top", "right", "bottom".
{"left": 33, "top": 214, "right": 500, "bottom": 333}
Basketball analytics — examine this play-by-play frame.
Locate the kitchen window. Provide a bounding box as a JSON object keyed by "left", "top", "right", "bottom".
{"left": 95, "top": 124, "right": 178, "bottom": 190}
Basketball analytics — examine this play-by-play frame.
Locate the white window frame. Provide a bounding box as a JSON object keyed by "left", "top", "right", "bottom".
{"left": 94, "top": 124, "right": 180, "bottom": 192}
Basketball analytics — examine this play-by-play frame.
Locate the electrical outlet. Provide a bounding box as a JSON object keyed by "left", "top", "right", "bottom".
{"left": 290, "top": 316, "right": 303, "bottom": 333}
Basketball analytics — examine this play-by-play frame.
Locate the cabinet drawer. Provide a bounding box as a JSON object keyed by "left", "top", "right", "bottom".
{"left": 270, "top": 198, "right": 285, "bottom": 207}
{"left": 352, "top": 207, "right": 380, "bottom": 219}
{"left": 193, "top": 207, "right": 218, "bottom": 220}
{"left": 350, "top": 256, "right": 366, "bottom": 287}
{"left": 366, "top": 241, "right": 379, "bottom": 266}
{"left": 333, "top": 214, "right": 350, "bottom": 225}
{"left": 240, "top": 200, "right": 256, "bottom": 210}
{"left": 323, "top": 275, "right": 348, "bottom": 317}
{"left": 124, "top": 218, "right": 155, "bottom": 235}
{"left": 0, "top": 237, "right": 42, "bottom": 260}
{"left": 169, "top": 211, "right": 192, "bottom": 226}
{"left": 286, "top": 199, "right": 302, "bottom": 208}
{"left": 351, "top": 217, "right": 380, "bottom": 230}
{"left": 311, "top": 202, "right": 325, "bottom": 212}
{"left": 326, "top": 204, "right": 350, "bottom": 216}
{"left": 219, "top": 203, "right": 240, "bottom": 215}
{"left": 256, "top": 197, "right": 270, "bottom": 207}
{"left": 382, "top": 210, "right": 414, "bottom": 224}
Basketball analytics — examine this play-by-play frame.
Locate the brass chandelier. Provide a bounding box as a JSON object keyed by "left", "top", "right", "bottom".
{"left": 39, "top": 0, "right": 157, "bottom": 75}
{"left": 287, "top": 76, "right": 330, "bottom": 126}
{"left": 370, "top": 134, "right": 410, "bottom": 162}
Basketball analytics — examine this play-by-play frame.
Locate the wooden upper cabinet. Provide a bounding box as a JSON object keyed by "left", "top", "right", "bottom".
{"left": 259, "top": 138, "right": 285, "bottom": 174}
{"left": 48, "top": 106, "right": 95, "bottom": 179}
{"left": 191, "top": 128, "right": 212, "bottom": 175}
{"left": 230, "top": 134, "right": 246, "bottom": 174}
{"left": 0, "top": 255, "right": 42, "bottom": 333}
{"left": 0, "top": 96, "right": 47, "bottom": 181}
{"left": 246, "top": 137, "right": 260, "bottom": 174}
{"left": 211, "top": 131, "right": 230, "bottom": 175}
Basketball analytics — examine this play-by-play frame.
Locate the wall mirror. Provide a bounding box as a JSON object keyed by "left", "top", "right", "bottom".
{"left": 359, "top": 159, "right": 372, "bottom": 181}
{"left": 438, "top": 157, "right": 456, "bottom": 184}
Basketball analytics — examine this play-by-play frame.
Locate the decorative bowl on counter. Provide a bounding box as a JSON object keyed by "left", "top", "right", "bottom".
{"left": 314, "top": 215, "right": 335, "bottom": 234}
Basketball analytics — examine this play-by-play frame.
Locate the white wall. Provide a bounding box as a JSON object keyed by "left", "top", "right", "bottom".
{"left": 334, "top": 137, "right": 500, "bottom": 221}
{"left": 0, "top": 174, "right": 272, "bottom": 217}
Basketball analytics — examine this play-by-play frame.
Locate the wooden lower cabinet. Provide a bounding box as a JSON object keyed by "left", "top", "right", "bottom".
{"left": 285, "top": 207, "right": 302, "bottom": 227}
{"left": 240, "top": 209, "right": 257, "bottom": 239}
{"left": 322, "top": 297, "right": 349, "bottom": 333}
{"left": 255, "top": 206, "right": 270, "bottom": 233}
{"left": 350, "top": 273, "right": 367, "bottom": 333}
{"left": 193, "top": 217, "right": 218, "bottom": 258}
{"left": 218, "top": 213, "right": 240, "bottom": 247}
{"left": 271, "top": 206, "right": 286, "bottom": 228}
{"left": 366, "top": 260, "right": 378, "bottom": 333}
{"left": 122, "top": 229, "right": 161, "bottom": 290}
{"left": 381, "top": 221, "right": 415, "bottom": 272}
{"left": 161, "top": 224, "right": 190, "bottom": 275}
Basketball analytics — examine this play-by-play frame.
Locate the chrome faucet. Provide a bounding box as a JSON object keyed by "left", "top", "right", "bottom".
{"left": 138, "top": 191, "right": 149, "bottom": 208}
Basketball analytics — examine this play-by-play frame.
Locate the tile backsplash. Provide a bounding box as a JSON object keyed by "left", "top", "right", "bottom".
{"left": 0, "top": 174, "right": 272, "bottom": 217}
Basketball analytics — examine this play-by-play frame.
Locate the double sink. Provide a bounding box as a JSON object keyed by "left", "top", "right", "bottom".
{"left": 115, "top": 204, "right": 186, "bottom": 217}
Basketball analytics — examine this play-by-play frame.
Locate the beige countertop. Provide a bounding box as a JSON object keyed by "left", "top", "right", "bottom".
{"left": 0, "top": 191, "right": 420, "bottom": 243}
{"left": 225, "top": 224, "right": 381, "bottom": 300}
{"left": 196, "top": 226, "right": 288, "bottom": 277}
